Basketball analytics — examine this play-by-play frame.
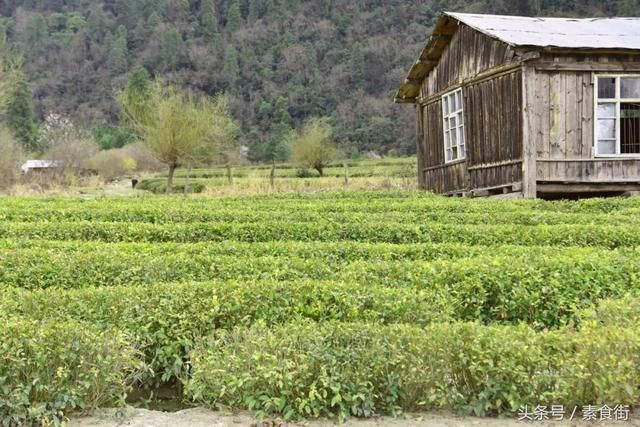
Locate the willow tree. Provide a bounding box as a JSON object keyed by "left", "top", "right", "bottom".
{"left": 118, "top": 80, "right": 237, "bottom": 193}
{"left": 291, "top": 117, "right": 338, "bottom": 177}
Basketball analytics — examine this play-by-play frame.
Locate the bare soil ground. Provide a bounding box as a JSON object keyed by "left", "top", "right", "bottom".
{"left": 68, "top": 407, "right": 640, "bottom": 427}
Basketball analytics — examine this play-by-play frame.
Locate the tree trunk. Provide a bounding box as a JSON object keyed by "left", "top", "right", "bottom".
{"left": 184, "top": 163, "right": 192, "bottom": 196}
{"left": 316, "top": 166, "right": 324, "bottom": 177}
{"left": 226, "top": 163, "right": 233, "bottom": 184}
{"left": 166, "top": 162, "right": 176, "bottom": 194}
{"left": 343, "top": 161, "right": 349, "bottom": 187}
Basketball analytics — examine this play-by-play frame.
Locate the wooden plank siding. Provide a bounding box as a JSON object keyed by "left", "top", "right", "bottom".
{"left": 527, "top": 57, "right": 640, "bottom": 185}
{"left": 415, "top": 28, "right": 640, "bottom": 196}
{"left": 416, "top": 23, "right": 523, "bottom": 195}
{"left": 420, "top": 100, "right": 469, "bottom": 194}
{"left": 465, "top": 70, "right": 523, "bottom": 190}
{"left": 420, "top": 24, "right": 519, "bottom": 99}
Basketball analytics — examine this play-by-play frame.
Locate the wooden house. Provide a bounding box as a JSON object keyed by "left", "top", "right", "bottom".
{"left": 396, "top": 13, "right": 640, "bottom": 198}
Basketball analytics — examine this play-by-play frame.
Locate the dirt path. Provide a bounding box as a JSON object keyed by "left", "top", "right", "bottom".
{"left": 68, "top": 407, "right": 640, "bottom": 427}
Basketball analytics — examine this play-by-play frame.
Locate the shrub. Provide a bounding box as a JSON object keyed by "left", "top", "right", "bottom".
{"left": 0, "top": 281, "right": 453, "bottom": 385}
{"left": 295, "top": 168, "right": 318, "bottom": 178}
{"left": 187, "top": 320, "right": 640, "bottom": 420}
{"left": 89, "top": 149, "right": 138, "bottom": 181}
{"left": 136, "top": 178, "right": 205, "bottom": 194}
{"left": 0, "top": 319, "right": 140, "bottom": 426}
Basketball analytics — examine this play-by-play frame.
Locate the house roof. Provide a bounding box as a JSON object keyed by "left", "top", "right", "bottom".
{"left": 395, "top": 12, "right": 640, "bottom": 103}
{"left": 448, "top": 13, "right": 640, "bottom": 50}
{"left": 21, "top": 160, "right": 60, "bottom": 173}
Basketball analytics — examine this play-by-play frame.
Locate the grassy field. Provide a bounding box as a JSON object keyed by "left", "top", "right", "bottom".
{"left": 2, "top": 190, "right": 640, "bottom": 425}
{"left": 137, "top": 157, "right": 418, "bottom": 195}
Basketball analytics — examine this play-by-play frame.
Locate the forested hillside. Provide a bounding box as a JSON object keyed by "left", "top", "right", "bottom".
{"left": 0, "top": 0, "right": 637, "bottom": 160}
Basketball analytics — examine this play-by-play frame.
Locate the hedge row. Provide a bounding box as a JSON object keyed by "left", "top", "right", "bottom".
{"left": 136, "top": 178, "right": 206, "bottom": 194}
{"left": 1, "top": 191, "right": 639, "bottom": 221}
{"left": 2, "top": 221, "right": 640, "bottom": 247}
{"left": 2, "top": 240, "right": 634, "bottom": 289}
{"left": 0, "top": 281, "right": 453, "bottom": 385}
{"left": 3, "top": 294, "right": 639, "bottom": 424}
{"left": 187, "top": 319, "right": 640, "bottom": 420}
{"left": 2, "top": 273, "right": 639, "bottom": 384}
{"left": 2, "top": 250, "right": 638, "bottom": 328}
{"left": 0, "top": 319, "right": 139, "bottom": 426}
{"left": 3, "top": 204, "right": 640, "bottom": 226}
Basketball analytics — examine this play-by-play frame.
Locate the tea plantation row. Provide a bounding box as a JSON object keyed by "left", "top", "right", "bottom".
{"left": 1, "top": 192, "right": 640, "bottom": 425}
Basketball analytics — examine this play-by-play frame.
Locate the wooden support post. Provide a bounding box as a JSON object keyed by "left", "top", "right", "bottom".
{"left": 226, "top": 163, "right": 233, "bottom": 184}
{"left": 343, "top": 161, "right": 349, "bottom": 187}
{"left": 270, "top": 162, "right": 275, "bottom": 190}
{"left": 521, "top": 64, "right": 537, "bottom": 198}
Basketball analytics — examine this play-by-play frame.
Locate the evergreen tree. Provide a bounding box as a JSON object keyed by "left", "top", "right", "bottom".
{"left": 223, "top": 43, "right": 239, "bottom": 87}
{"left": 5, "top": 78, "right": 38, "bottom": 153}
{"left": 86, "top": 5, "right": 108, "bottom": 42}
{"left": 201, "top": 0, "right": 219, "bottom": 39}
{"left": 23, "top": 14, "right": 48, "bottom": 54}
{"left": 161, "top": 28, "right": 185, "bottom": 71}
{"left": 226, "top": 0, "right": 242, "bottom": 32}
{"left": 348, "top": 42, "right": 365, "bottom": 87}
{"left": 107, "top": 25, "right": 128, "bottom": 74}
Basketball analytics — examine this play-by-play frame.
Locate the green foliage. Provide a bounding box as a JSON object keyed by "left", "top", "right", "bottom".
{"left": 187, "top": 319, "right": 640, "bottom": 419}
{"left": 161, "top": 28, "right": 185, "bottom": 71}
{"left": 91, "top": 124, "right": 134, "bottom": 150}
{"left": 226, "top": 0, "right": 242, "bottom": 32}
{"left": 2, "top": 192, "right": 640, "bottom": 421}
{"left": 0, "top": 319, "right": 140, "bottom": 426}
{"left": 137, "top": 178, "right": 206, "bottom": 194}
{"left": 107, "top": 25, "right": 129, "bottom": 74}
{"left": 0, "top": 280, "right": 452, "bottom": 386}
{"left": 3, "top": 1, "right": 640, "bottom": 156}
{"left": 4, "top": 70, "right": 38, "bottom": 152}
{"left": 119, "top": 80, "right": 237, "bottom": 192}
{"left": 291, "top": 117, "right": 338, "bottom": 176}
{"left": 223, "top": 44, "right": 239, "bottom": 87}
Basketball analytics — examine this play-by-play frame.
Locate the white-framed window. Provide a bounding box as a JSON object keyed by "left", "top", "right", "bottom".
{"left": 442, "top": 88, "right": 465, "bottom": 162}
{"left": 595, "top": 75, "right": 640, "bottom": 156}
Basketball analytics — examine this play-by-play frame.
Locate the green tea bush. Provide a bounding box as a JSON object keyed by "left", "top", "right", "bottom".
{"left": 0, "top": 319, "right": 140, "bottom": 426}
{"left": 0, "top": 281, "right": 453, "bottom": 385}
{"left": 2, "top": 221, "right": 640, "bottom": 247}
{"left": 187, "top": 319, "right": 640, "bottom": 420}
{"left": 136, "top": 178, "right": 205, "bottom": 194}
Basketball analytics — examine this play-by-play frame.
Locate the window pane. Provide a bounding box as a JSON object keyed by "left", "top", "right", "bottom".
{"left": 444, "top": 130, "right": 450, "bottom": 148}
{"left": 621, "top": 78, "right": 640, "bottom": 98}
{"left": 452, "top": 146, "right": 458, "bottom": 160}
{"left": 456, "top": 91, "right": 462, "bottom": 110}
{"left": 598, "top": 77, "right": 616, "bottom": 99}
{"left": 457, "top": 111, "right": 464, "bottom": 126}
{"left": 459, "top": 144, "right": 465, "bottom": 159}
{"left": 458, "top": 126, "right": 465, "bottom": 145}
{"left": 597, "top": 103, "right": 616, "bottom": 118}
{"left": 451, "top": 127, "right": 457, "bottom": 144}
{"left": 621, "top": 102, "right": 640, "bottom": 153}
{"left": 597, "top": 119, "right": 616, "bottom": 139}
{"left": 445, "top": 149, "right": 451, "bottom": 162}
{"left": 597, "top": 140, "right": 616, "bottom": 154}
{"left": 450, "top": 116, "right": 457, "bottom": 128}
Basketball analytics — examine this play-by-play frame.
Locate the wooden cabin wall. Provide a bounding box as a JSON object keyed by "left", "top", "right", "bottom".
{"left": 527, "top": 59, "right": 640, "bottom": 184}
{"left": 465, "top": 70, "right": 523, "bottom": 190}
{"left": 419, "top": 100, "right": 469, "bottom": 194}
{"left": 420, "top": 24, "right": 519, "bottom": 99}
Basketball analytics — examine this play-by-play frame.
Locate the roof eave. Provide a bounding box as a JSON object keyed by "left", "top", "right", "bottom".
{"left": 394, "top": 14, "right": 459, "bottom": 104}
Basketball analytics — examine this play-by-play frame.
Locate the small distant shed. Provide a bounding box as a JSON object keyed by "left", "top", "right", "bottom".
{"left": 21, "top": 160, "right": 62, "bottom": 174}
{"left": 396, "top": 12, "right": 640, "bottom": 198}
